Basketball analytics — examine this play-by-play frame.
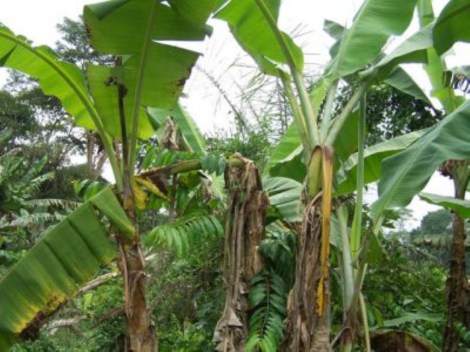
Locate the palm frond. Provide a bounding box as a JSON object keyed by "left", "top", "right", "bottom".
{"left": 19, "top": 156, "right": 48, "bottom": 185}
{"left": 23, "top": 171, "right": 55, "bottom": 196}
{"left": 0, "top": 130, "right": 12, "bottom": 147}
{"left": 8, "top": 212, "right": 67, "bottom": 228}
{"left": 144, "top": 213, "right": 223, "bottom": 256}
{"left": 200, "top": 154, "right": 226, "bottom": 176}
{"left": 141, "top": 147, "right": 197, "bottom": 170}
{"left": 24, "top": 198, "right": 81, "bottom": 210}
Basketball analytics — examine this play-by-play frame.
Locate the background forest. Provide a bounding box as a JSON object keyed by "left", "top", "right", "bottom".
{"left": 0, "top": 0, "right": 470, "bottom": 351}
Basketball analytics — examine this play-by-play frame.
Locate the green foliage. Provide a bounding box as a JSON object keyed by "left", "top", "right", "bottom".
{"left": 336, "top": 82, "right": 440, "bottom": 147}
{"left": 265, "top": 122, "right": 305, "bottom": 183}
{"left": 433, "top": 0, "right": 470, "bottom": 55}
{"left": 335, "top": 129, "right": 425, "bottom": 196}
{"left": 0, "top": 90, "right": 35, "bottom": 148}
{"left": 263, "top": 177, "right": 303, "bottom": 223}
{"left": 10, "top": 337, "right": 65, "bottom": 352}
{"left": 363, "top": 239, "right": 446, "bottom": 347}
{"left": 140, "top": 146, "right": 196, "bottom": 169}
{"left": 0, "top": 154, "right": 52, "bottom": 213}
{"left": 73, "top": 179, "right": 109, "bottom": 202}
{"left": 144, "top": 213, "right": 223, "bottom": 256}
{"left": 215, "top": 0, "right": 304, "bottom": 76}
{"left": 246, "top": 270, "right": 287, "bottom": 352}
{"left": 418, "top": 209, "right": 453, "bottom": 236}
{"left": 372, "top": 99, "right": 470, "bottom": 221}
{"left": 206, "top": 130, "right": 271, "bottom": 172}
{"left": 259, "top": 226, "right": 297, "bottom": 287}
{"left": 55, "top": 16, "right": 113, "bottom": 67}
{"left": 0, "top": 187, "right": 124, "bottom": 350}
{"left": 158, "top": 318, "right": 213, "bottom": 352}
{"left": 149, "top": 239, "right": 225, "bottom": 351}
{"left": 420, "top": 193, "right": 470, "bottom": 220}
{"left": 12, "top": 271, "right": 126, "bottom": 351}
{"left": 245, "top": 226, "right": 296, "bottom": 351}
{"left": 326, "top": 0, "right": 418, "bottom": 78}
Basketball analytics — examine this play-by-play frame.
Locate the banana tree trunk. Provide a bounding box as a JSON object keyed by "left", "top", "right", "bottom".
{"left": 442, "top": 213, "right": 470, "bottom": 352}
{"left": 282, "top": 196, "right": 330, "bottom": 351}
{"left": 117, "top": 241, "right": 155, "bottom": 352}
{"left": 340, "top": 307, "right": 359, "bottom": 352}
{"left": 442, "top": 162, "right": 470, "bottom": 352}
{"left": 213, "top": 157, "right": 269, "bottom": 351}
{"left": 118, "top": 188, "right": 156, "bottom": 352}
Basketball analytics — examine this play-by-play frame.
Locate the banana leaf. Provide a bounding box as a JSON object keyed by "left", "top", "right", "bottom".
{"left": 433, "top": 0, "right": 470, "bottom": 55}
{"left": 0, "top": 187, "right": 130, "bottom": 349}
{"left": 371, "top": 99, "right": 470, "bottom": 221}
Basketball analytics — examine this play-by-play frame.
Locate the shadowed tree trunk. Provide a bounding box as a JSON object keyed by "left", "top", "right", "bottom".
{"left": 442, "top": 213, "right": 469, "bottom": 352}
{"left": 213, "top": 157, "right": 269, "bottom": 351}
{"left": 441, "top": 161, "right": 470, "bottom": 352}
{"left": 281, "top": 195, "right": 330, "bottom": 352}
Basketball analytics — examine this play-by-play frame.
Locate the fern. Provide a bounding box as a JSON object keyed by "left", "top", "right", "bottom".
{"left": 144, "top": 213, "right": 223, "bottom": 256}
{"left": 246, "top": 270, "right": 287, "bottom": 352}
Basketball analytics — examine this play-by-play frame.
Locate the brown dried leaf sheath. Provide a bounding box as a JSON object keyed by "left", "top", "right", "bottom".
{"left": 213, "top": 159, "right": 269, "bottom": 351}
{"left": 281, "top": 196, "right": 330, "bottom": 352}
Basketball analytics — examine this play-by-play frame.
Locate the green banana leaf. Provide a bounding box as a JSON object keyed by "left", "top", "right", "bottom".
{"left": 420, "top": 193, "right": 470, "bottom": 219}
{"left": 267, "top": 109, "right": 359, "bottom": 184}
{"left": 0, "top": 25, "right": 97, "bottom": 130}
{"left": 335, "top": 130, "right": 425, "bottom": 196}
{"left": 384, "top": 67, "right": 432, "bottom": 105}
{"left": 382, "top": 312, "right": 442, "bottom": 328}
{"left": 215, "top": 0, "right": 303, "bottom": 76}
{"left": 323, "top": 19, "right": 431, "bottom": 105}
{"left": 323, "top": 19, "right": 345, "bottom": 58}
{"left": 263, "top": 177, "right": 303, "bottom": 223}
{"left": 418, "top": 0, "right": 461, "bottom": 114}
{"left": 363, "top": 24, "right": 433, "bottom": 80}
{"left": 326, "top": 0, "right": 417, "bottom": 78}
{"left": 86, "top": 64, "right": 154, "bottom": 139}
{"left": 333, "top": 107, "right": 360, "bottom": 164}
{"left": 267, "top": 122, "right": 304, "bottom": 182}
{"left": 84, "top": 0, "right": 217, "bottom": 138}
{"left": 324, "top": 19, "right": 345, "bottom": 41}
{"left": 371, "top": 99, "right": 470, "bottom": 222}
{"left": 433, "top": 0, "right": 470, "bottom": 55}
{"left": 0, "top": 187, "right": 130, "bottom": 350}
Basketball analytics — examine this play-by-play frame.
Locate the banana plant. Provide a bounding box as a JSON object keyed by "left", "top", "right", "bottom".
{"left": 0, "top": 0, "right": 219, "bottom": 350}
{"left": 371, "top": 0, "right": 470, "bottom": 349}
{"left": 214, "top": 0, "right": 454, "bottom": 350}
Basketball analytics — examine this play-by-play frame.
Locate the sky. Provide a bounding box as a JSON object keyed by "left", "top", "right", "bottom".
{"left": 0, "top": 0, "right": 466, "bottom": 228}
